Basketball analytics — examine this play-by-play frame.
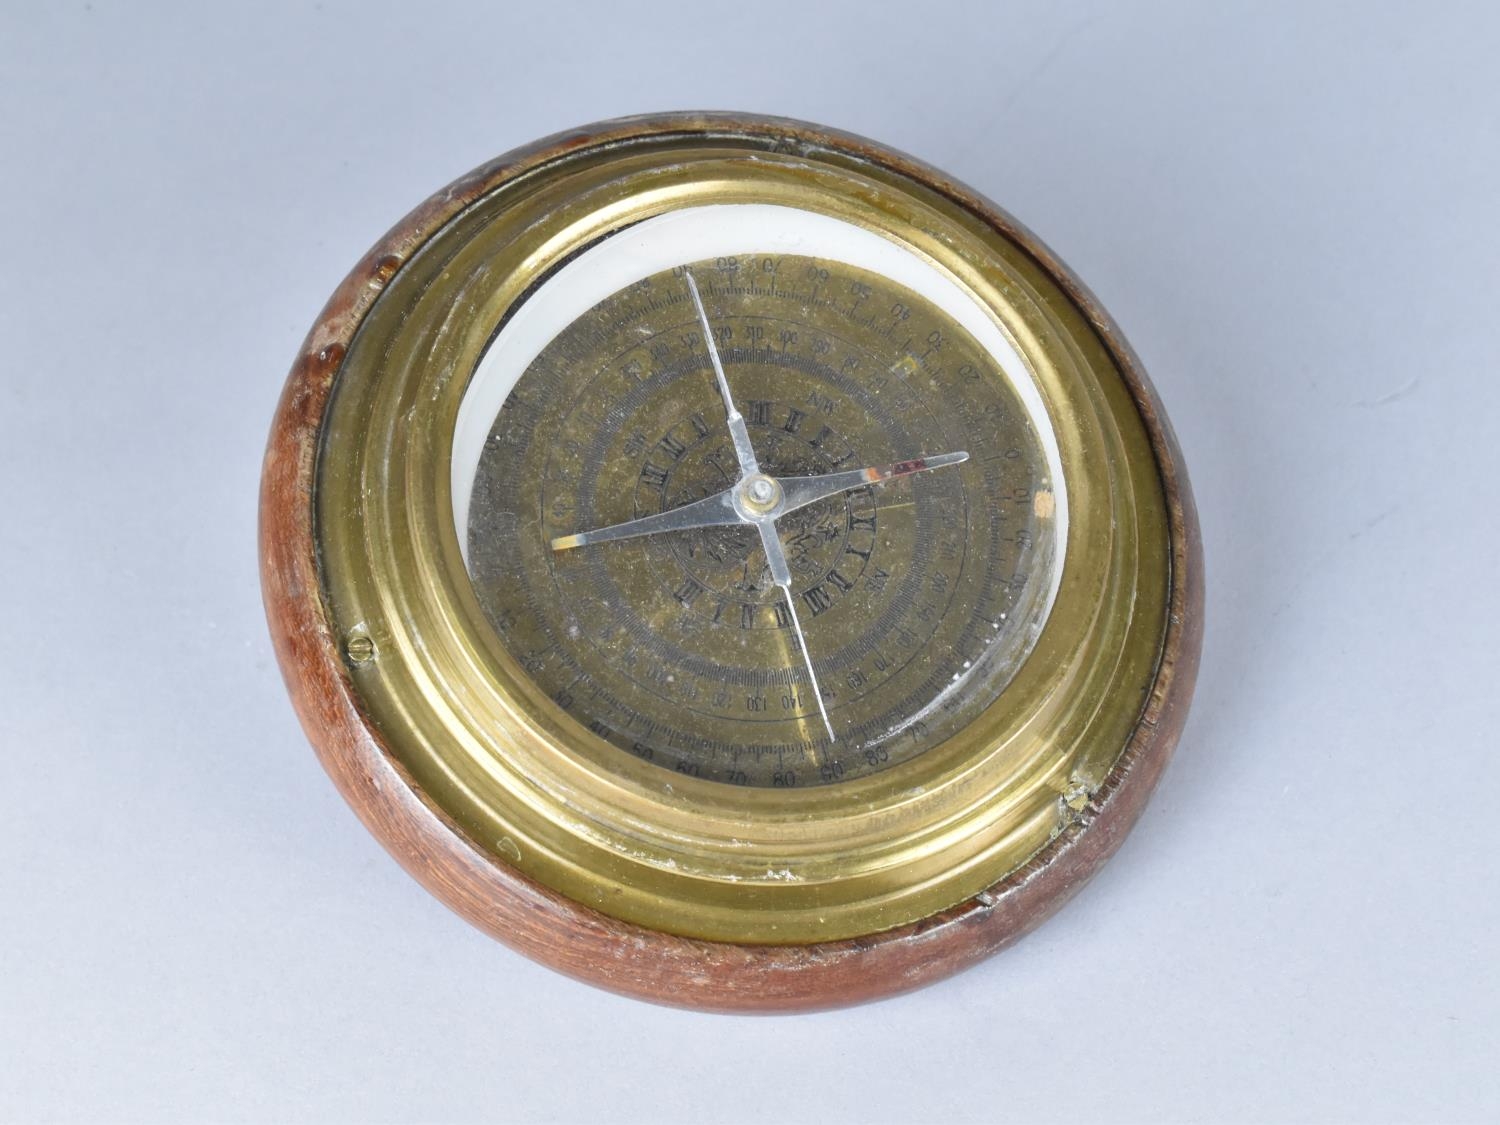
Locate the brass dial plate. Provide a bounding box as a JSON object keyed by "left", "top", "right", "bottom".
{"left": 467, "top": 254, "right": 1058, "bottom": 788}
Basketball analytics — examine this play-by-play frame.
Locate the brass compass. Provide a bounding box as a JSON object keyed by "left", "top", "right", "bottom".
{"left": 262, "top": 113, "right": 1202, "bottom": 1010}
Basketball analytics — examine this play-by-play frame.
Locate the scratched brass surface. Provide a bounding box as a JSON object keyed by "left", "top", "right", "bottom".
{"left": 468, "top": 254, "right": 1057, "bottom": 788}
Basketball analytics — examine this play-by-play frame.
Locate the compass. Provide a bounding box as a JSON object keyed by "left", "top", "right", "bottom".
{"left": 261, "top": 113, "right": 1202, "bottom": 1010}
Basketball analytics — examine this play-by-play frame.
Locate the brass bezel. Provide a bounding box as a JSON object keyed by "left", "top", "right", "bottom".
{"left": 311, "top": 124, "right": 1170, "bottom": 944}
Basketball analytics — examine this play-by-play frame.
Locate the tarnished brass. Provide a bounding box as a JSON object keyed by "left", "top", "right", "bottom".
{"left": 312, "top": 128, "right": 1170, "bottom": 945}
{"left": 468, "top": 253, "right": 1056, "bottom": 789}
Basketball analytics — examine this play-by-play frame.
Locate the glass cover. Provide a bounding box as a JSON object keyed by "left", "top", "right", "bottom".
{"left": 459, "top": 207, "right": 1064, "bottom": 787}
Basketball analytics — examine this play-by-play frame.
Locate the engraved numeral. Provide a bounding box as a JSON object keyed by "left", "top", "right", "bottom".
{"left": 802, "top": 585, "right": 834, "bottom": 616}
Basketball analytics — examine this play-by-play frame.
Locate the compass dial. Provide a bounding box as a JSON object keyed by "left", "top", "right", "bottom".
{"left": 466, "top": 255, "right": 1058, "bottom": 787}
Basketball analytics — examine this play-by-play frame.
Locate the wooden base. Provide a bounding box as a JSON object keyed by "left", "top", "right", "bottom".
{"left": 259, "top": 113, "right": 1203, "bottom": 1012}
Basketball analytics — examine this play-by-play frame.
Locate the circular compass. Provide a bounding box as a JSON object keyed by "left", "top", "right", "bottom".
{"left": 469, "top": 253, "right": 1057, "bottom": 788}
{"left": 261, "top": 113, "right": 1202, "bottom": 1010}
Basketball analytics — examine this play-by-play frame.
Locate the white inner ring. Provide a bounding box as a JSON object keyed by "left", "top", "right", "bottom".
{"left": 452, "top": 204, "right": 1069, "bottom": 621}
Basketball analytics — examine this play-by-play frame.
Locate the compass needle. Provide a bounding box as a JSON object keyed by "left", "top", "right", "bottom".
{"left": 550, "top": 489, "right": 741, "bottom": 550}
{"left": 776, "top": 450, "right": 970, "bottom": 515}
{"left": 756, "top": 520, "right": 836, "bottom": 746}
{"left": 685, "top": 271, "right": 759, "bottom": 478}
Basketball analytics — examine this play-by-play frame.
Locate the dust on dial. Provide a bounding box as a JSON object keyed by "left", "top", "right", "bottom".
{"left": 465, "top": 253, "right": 1060, "bottom": 788}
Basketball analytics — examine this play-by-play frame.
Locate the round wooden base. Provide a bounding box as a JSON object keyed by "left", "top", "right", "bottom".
{"left": 260, "top": 114, "right": 1202, "bottom": 1011}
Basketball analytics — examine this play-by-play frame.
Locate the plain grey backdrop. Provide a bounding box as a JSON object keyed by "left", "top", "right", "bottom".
{"left": 2, "top": 2, "right": 1496, "bottom": 1122}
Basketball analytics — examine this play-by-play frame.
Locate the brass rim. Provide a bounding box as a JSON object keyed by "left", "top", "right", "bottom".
{"left": 309, "top": 118, "right": 1171, "bottom": 944}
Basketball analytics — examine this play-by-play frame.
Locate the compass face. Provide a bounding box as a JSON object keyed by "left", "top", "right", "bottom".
{"left": 465, "top": 253, "right": 1060, "bottom": 788}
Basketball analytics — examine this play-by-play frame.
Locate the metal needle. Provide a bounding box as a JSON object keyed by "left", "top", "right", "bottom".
{"left": 756, "top": 520, "right": 837, "bottom": 745}
{"left": 689, "top": 270, "right": 832, "bottom": 744}
{"left": 549, "top": 490, "right": 741, "bottom": 551}
{"left": 774, "top": 451, "right": 968, "bottom": 512}
{"left": 685, "top": 271, "right": 759, "bottom": 477}
{"left": 551, "top": 452, "right": 969, "bottom": 550}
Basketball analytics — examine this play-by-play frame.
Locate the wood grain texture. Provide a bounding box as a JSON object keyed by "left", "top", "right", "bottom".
{"left": 259, "top": 113, "right": 1203, "bottom": 1012}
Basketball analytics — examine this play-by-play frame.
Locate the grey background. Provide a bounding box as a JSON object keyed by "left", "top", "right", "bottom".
{"left": 2, "top": 2, "right": 1496, "bottom": 1122}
